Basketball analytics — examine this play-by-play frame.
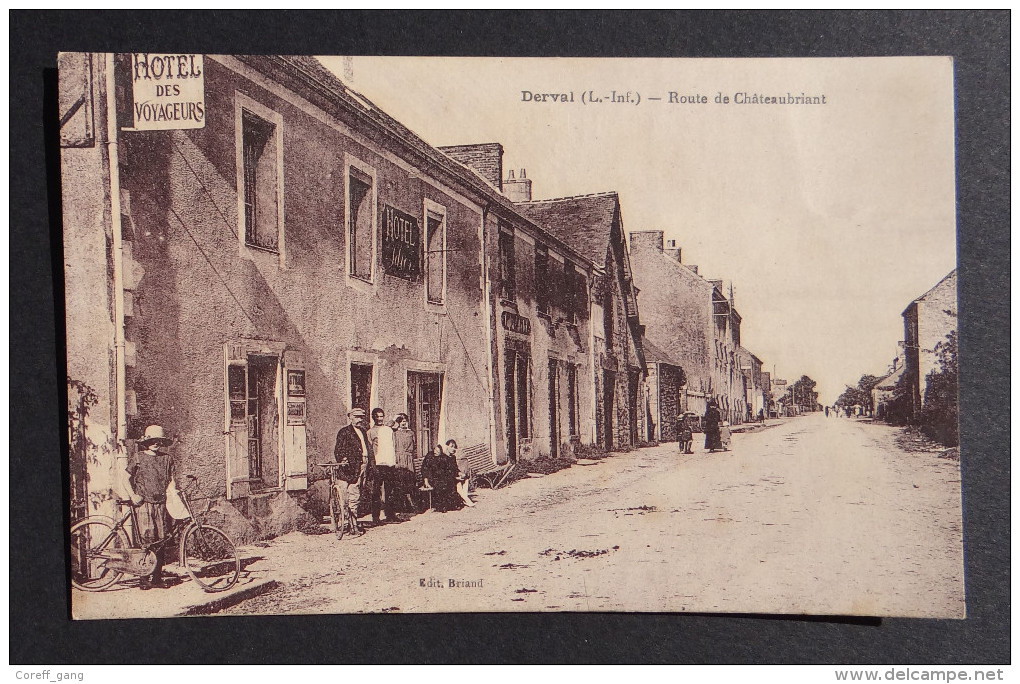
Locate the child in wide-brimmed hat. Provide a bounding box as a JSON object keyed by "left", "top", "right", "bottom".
{"left": 126, "top": 425, "right": 177, "bottom": 589}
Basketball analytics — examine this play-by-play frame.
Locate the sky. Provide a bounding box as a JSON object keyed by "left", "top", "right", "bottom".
{"left": 319, "top": 56, "right": 958, "bottom": 405}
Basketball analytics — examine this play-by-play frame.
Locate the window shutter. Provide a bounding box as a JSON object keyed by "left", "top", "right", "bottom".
{"left": 282, "top": 350, "right": 308, "bottom": 491}
{"left": 224, "top": 343, "right": 250, "bottom": 500}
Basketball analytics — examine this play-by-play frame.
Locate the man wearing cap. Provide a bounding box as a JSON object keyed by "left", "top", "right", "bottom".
{"left": 333, "top": 408, "right": 372, "bottom": 536}
{"left": 125, "top": 425, "right": 176, "bottom": 589}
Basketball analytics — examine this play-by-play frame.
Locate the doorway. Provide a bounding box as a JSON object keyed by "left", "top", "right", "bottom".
{"left": 548, "top": 359, "right": 560, "bottom": 458}
{"left": 504, "top": 350, "right": 530, "bottom": 463}
{"left": 350, "top": 363, "right": 373, "bottom": 416}
{"left": 407, "top": 371, "right": 443, "bottom": 463}
{"left": 247, "top": 355, "right": 280, "bottom": 491}
{"left": 602, "top": 369, "right": 615, "bottom": 448}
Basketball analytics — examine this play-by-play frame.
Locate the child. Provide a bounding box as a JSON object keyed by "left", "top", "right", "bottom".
{"left": 719, "top": 421, "right": 732, "bottom": 451}
{"left": 678, "top": 415, "right": 694, "bottom": 454}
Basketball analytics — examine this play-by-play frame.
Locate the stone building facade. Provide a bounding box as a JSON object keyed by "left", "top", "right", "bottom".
{"left": 519, "top": 193, "right": 649, "bottom": 450}
{"left": 902, "top": 270, "right": 958, "bottom": 417}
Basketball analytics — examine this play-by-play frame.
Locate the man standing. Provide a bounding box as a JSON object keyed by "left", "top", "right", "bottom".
{"left": 333, "top": 408, "right": 371, "bottom": 536}
{"left": 368, "top": 408, "right": 397, "bottom": 523}
{"left": 125, "top": 425, "right": 176, "bottom": 590}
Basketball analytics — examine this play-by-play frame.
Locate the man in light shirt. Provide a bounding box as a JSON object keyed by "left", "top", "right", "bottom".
{"left": 368, "top": 408, "right": 398, "bottom": 523}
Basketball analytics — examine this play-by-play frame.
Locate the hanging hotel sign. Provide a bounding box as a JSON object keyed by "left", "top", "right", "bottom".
{"left": 502, "top": 311, "right": 531, "bottom": 336}
{"left": 130, "top": 53, "right": 205, "bottom": 130}
{"left": 381, "top": 204, "right": 421, "bottom": 281}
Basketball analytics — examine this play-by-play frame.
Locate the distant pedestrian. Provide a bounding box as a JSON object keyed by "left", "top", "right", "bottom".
{"left": 678, "top": 414, "right": 694, "bottom": 454}
{"left": 703, "top": 400, "right": 723, "bottom": 452}
{"left": 825, "top": 406, "right": 830, "bottom": 417}
{"left": 758, "top": 408, "right": 765, "bottom": 424}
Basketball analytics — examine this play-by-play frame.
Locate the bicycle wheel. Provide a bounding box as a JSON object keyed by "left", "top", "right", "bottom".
{"left": 329, "top": 485, "right": 343, "bottom": 539}
{"left": 69, "top": 517, "right": 130, "bottom": 591}
{"left": 179, "top": 524, "right": 240, "bottom": 592}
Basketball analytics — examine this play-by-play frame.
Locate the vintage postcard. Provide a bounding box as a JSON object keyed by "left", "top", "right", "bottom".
{"left": 61, "top": 54, "right": 961, "bottom": 619}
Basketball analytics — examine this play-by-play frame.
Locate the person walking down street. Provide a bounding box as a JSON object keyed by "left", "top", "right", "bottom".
{"left": 703, "top": 400, "right": 723, "bottom": 452}
{"left": 391, "top": 413, "right": 418, "bottom": 515}
{"left": 333, "top": 408, "right": 371, "bottom": 537}
{"left": 719, "top": 421, "right": 732, "bottom": 451}
{"left": 421, "top": 443, "right": 461, "bottom": 512}
{"left": 678, "top": 414, "right": 694, "bottom": 454}
{"left": 368, "top": 408, "right": 398, "bottom": 524}
{"left": 124, "top": 425, "right": 177, "bottom": 590}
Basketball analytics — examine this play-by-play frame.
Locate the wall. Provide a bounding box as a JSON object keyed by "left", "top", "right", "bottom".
{"left": 60, "top": 55, "right": 121, "bottom": 519}
{"left": 916, "top": 272, "right": 958, "bottom": 405}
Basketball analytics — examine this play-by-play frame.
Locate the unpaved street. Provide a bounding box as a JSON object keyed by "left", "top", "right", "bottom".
{"left": 226, "top": 414, "right": 964, "bottom": 618}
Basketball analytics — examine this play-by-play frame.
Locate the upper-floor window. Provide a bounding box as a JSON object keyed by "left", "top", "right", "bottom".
{"left": 235, "top": 94, "right": 284, "bottom": 257}
{"left": 535, "top": 245, "right": 550, "bottom": 315}
{"left": 499, "top": 230, "right": 516, "bottom": 302}
{"left": 563, "top": 261, "right": 586, "bottom": 323}
{"left": 346, "top": 157, "right": 377, "bottom": 283}
{"left": 424, "top": 200, "right": 446, "bottom": 305}
{"left": 604, "top": 285, "right": 615, "bottom": 344}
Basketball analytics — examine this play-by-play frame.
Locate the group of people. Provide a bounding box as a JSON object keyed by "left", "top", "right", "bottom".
{"left": 677, "top": 399, "right": 733, "bottom": 454}
{"left": 330, "top": 407, "right": 475, "bottom": 537}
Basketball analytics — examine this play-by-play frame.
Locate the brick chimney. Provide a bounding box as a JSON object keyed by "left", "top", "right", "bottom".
{"left": 504, "top": 168, "right": 532, "bottom": 202}
{"left": 663, "top": 237, "right": 682, "bottom": 263}
{"left": 438, "top": 143, "right": 504, "bottom": 190}
{"left": 629, "top": 230, "right": 664, "bottom": 253}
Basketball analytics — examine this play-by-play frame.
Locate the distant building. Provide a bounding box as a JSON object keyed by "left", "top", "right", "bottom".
{"left": 518, "top": 192, "right": 649, "bottom": 449}
{"left": 872, "top": 342, "right": 906, "bottom": 420}
{"left": 902, "top": 270, "right": 957, "bottom": 418}
{"left": 628, "top": 230, "right": 713, "bottom": 429}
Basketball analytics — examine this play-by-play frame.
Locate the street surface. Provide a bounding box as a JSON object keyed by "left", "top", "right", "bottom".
{"left": 223, "top": 414, "right": 964, "bottom": 618}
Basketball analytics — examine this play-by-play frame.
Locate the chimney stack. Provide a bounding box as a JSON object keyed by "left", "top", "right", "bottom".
{"left": 504, "top": 167, "right": 532, "bottom": 202}
{"left": 663, "top": 237, "right": 682, "bottom": 263}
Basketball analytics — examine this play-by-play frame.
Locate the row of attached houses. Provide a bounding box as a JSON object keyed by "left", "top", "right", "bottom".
{"left": 61, "top": 53, "right": 648, "bottom": 537}
{"left": 628, "top": 231, "right": 769, "bottom": 440}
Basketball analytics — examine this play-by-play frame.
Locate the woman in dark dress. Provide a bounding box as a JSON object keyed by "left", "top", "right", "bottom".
{"left": 703, "top": 400, "right": 723, "bottom": 452}
{"left": 420, "top": 443, "right": 461, "bottom": 512}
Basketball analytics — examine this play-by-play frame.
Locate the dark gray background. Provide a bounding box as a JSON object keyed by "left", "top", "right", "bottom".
{"left": 11, "top": 10, "right": 1009, "bottom": 664}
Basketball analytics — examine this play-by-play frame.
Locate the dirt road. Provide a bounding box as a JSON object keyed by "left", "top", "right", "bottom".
{"left": 226, "top": 414, "right": 964, "bottom": 618}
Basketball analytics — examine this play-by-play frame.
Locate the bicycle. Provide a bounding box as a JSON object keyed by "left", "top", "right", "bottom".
{"left": 69, "top": 475, "right": 240, "bottom": 593}
{"left": 316, "top": 462, "right": 362, "bottom": 540}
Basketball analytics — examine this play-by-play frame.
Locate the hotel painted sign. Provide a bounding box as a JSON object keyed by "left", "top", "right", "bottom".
{"left": 131, "top": 53, "right": 205, "bottom": 130}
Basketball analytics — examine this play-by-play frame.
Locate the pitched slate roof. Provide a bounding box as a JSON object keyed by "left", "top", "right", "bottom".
{"left": 515, "top": 192, "right": 620, "bottom": 264}
{"left": 642, "top": 337, "right": 683, "bottom": 367}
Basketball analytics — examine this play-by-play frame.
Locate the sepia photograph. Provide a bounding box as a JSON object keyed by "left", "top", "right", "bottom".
{"left": 60, "top": 52, "right": 963, "bottom": 622}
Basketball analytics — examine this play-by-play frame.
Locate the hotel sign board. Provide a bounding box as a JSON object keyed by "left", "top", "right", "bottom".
{"left": 130, "top": 53, "right": 205, "bottom": 130}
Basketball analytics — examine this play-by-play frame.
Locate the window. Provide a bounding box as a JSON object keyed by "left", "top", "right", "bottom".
{"left": 535, "top": 245, "right": 550, "bottom": 315}
{"left": 499, "top": 230, "right": 516, "bottom": 302}
{"left": 348, "top": 166, "right": 374, "bottom": 281}
{"left": 350, "top": 363, "right": 373, "bottom": 415}
{"left": 424, "top": 203, "right": 446, "bottom": 305}
{"left": 240, "top": 108, "right": 281, "bottom": 252}
{"left": 604, "top": 287, "right": 615, "bottom": 344}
